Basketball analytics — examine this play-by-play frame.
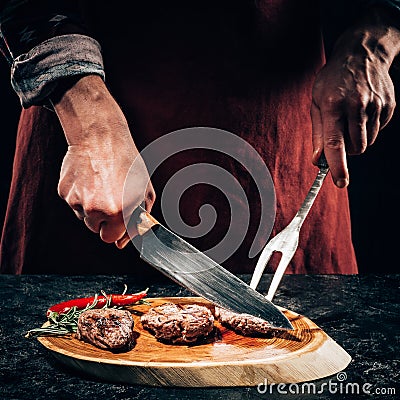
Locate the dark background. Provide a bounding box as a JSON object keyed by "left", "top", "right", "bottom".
{"left": 0, "top": 2, "right": 399, "bottom": 274}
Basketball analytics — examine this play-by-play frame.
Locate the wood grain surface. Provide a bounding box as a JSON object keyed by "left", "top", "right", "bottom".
{"left": 37, "top": 297, "right": 351, "bottom": 387}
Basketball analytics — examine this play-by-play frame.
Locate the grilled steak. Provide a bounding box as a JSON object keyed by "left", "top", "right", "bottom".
{"left": 76, "top": 308, "right": 135, "bottom": 350}
{"left": 140, "top": 302, "right": 215, "bottom": 344}
{"left": 214, "top": 306, "right": 275, "bottom": 336}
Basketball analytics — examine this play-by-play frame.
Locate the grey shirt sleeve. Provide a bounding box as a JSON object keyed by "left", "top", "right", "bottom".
{"left": 0, "top": 0, "right": 105, "bottom": 108}
{"left": 11, "top": 33, "right": 105, "bottom": 108}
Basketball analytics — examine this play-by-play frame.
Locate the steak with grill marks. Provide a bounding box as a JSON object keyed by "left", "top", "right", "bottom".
{"left": 140, "top": 302, "right": 215, "bottom": 344}
{"left": 76, "top": 308, "right": 135, "bottom": 350}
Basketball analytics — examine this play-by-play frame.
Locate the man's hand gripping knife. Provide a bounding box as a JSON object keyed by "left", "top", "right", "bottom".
{"left": 52, "top": 75, "right": 155, "bottom": 247}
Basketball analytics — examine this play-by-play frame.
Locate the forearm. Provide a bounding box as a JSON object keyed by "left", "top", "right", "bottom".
{"left": 51, "top": 75, "right": 134, "bottom": 149}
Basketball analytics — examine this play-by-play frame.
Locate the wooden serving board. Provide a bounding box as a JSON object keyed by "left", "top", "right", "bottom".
{"left": 37, "top": 297, "right": 351, "bottom": 387}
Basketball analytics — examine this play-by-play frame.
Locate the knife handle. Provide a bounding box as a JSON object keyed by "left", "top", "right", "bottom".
{"left": 137, "top": 210, "right": 159, "bottom": 236}
{"left": 115, "top": 207, "right": 159, "bottom": 249}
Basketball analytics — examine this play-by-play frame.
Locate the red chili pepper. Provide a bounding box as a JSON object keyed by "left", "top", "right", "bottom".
{"left": 46, "top": 290, "right": 148, "bottom": 317}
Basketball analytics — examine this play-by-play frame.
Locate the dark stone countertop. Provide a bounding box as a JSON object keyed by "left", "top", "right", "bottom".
{"left": 0, "top": 274, "right": 398, "bottom": 400}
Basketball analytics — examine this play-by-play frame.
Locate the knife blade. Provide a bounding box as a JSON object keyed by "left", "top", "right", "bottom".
{"left": 130, "top": 207, "right": 293, "bottom": 330}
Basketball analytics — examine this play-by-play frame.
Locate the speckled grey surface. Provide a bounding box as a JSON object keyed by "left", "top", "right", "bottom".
{"left": 0, "top": 274, "right": 398, "bottom": 400}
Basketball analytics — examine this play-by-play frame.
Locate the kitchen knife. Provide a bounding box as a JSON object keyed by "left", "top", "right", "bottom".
{"left": 128, "top": 207, "right": 293, "bottom": 330}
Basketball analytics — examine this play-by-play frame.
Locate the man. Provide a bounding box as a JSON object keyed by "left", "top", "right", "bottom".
{"left": 0, "top": 0, "right": 399, "bottom": 275}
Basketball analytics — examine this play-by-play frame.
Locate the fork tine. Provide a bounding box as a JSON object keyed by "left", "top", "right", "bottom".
{"left": 249, "top": 240, "right": 277, "bottom": 290}
{"left": 265, "top": 252, "right": 295, "bottom": 301}
{"left": 250, "top": 219, "right": 300, "bottom": 296}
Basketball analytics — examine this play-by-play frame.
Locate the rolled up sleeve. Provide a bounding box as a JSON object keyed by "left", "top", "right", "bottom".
{"left": 0, "top": 0, "right": 105, "bottom": 107}
{"left": 11, "top": 33, "right": 104, "bottom": 107}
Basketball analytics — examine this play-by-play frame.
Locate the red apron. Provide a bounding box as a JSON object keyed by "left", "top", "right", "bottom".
{"left": 0, "top": 0, "right": 358, "bottom": 275}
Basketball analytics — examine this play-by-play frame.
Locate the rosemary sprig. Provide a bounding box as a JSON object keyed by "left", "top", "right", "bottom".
{"left": 25, "top": 294, "right": 102, "bottom": 338}
{"left": 25, "top": 286, "right": 149, "bottom": 339}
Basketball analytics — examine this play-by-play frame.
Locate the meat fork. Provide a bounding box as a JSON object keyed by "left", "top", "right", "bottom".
{"left": 250, "top": 153, "right": 329, "bottom": 301}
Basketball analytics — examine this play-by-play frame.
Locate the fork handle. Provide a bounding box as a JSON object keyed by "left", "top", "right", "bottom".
{"left": 293, "top": 154, "right": 329, "bottom": 229}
